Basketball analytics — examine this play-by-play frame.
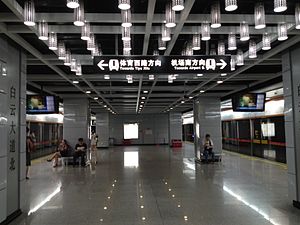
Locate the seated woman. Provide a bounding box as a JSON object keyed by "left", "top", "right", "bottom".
{"left": 47, "top": 139, "right": 70, "bottom": 167}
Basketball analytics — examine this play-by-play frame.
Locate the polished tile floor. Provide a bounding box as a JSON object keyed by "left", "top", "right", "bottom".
{"left": 11, "top": 144, "right": 300, "bottom": 225}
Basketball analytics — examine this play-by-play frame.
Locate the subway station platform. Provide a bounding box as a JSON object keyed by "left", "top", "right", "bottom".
{"left": 9, "top": 144, "right": 300, "bottom": 225}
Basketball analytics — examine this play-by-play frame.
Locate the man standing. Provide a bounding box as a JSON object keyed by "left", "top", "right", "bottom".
{"left": 73, "top": 138, "right": 87, "bottom": 167}
{"left": 202, "top": 134, "right": 215, "bottom": 163}
{"left": 26, "top": 127, "right": 34, "bottom": 179}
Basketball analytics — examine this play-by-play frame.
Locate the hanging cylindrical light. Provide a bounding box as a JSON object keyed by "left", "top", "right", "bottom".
{"left": 296, "top": 4, "right": 300, "bottom": 29}
{"left": 240, "top": 22, "right": 250, "bottom": 41}
{"left": 249, "top": 40, "right": 257, "bottom": 59}
{"left": 201, "top": 23, "right": 211, "bottom": 41}
{"left": 67, "top": 0, "right": 79, "bottom": 9}
{"left": 153, "top": 50, "right": 159, "bottom": 56}
{"left": 211, "top": 1, "right": 221, "bottom": 28}
{"left": 255, "top": 3, "right": 266, "bottom": 29}
{"left": 168, "top": 75, "right": 174, "bottom": 83}
{"left": 122, "top": 27, "right": 131, "bottom": 41}
{"left": 172, "top": 0, "right": 184, "bottom": 11}
{"left": 24, "top": 0, "right": 35, "bottom": 26}
{"left": 158, "top": 37, "right": 167, "bottom": 50}
{"left": 192, "top": 34, "right": 201, "bottom": 50}
{"left": 71, "top": 59, "right": 77, "bottom": 72}
{"left": 218, "top": 41, "right": 225, "bottom": 55}
{"left": 64, "top": 50, "right": 71, "bottom": 66}
{"left": 49, "top": 33, "right": 58, "bottom": 50}
{"left": 92, "top": 43, "right": 102, "bottom": 57}
{"left": 121, "top": 9, "right": 132, "bottom": 27}
{"left": 278, "top": 23, "right": 288, "bottom": 41}
{"left": 58, "top": 41, "right": 66, "bottom": 60}
{"left": 76, "top": 63, "right": 82, "bottom": 76}
{"left": 123, "top": 49, "right": 131, "bottom": 56}
{"left": 274, "top": 0, "right": 287, "bottom": 13}
{"left": 236, "top": 50, "right": 244, "bottom": 66}
{"left": 118, "top": 0, "right": 131, "bottom": 10}
{"left": 104, "top": 75, "right": 110, "bottom": 80}
{"left": 162, "top": 25, "right": 171, "bottom": 41}
{"left": 81, "top": 22, "right": 90, "bottom": 40}
{"left": 149, "top": 74, "right": 155, "bottom": 80}
{"left": 231, "top": 56, "right": 236, "bottom": 71}
{"left": 87, "top": 33, "right": 95, "bottom": 51}
{"left": 185, "top": 42, "right": 193, "bottom": 56}
{"left": 38, "top": 21, "right": 48, "bottom": 40}
{"left": 262, "top": 33, "right": 271, "bottom": 50}
{"left": 225, "top": 0, "right": 238, "bottom": 11}
{"left": 210, "top": 48, "right": 217, "bottom": 56}
{"left": 228, "top": 33, "right": 237, "bottom": 50}
{"left": 74, "top": 1, "right": 85, "bottom": 26}
{"left": 123, "top": 40, "right": 132, "bottom": 51}
{"left": 166, "top": 3, "right": 176, "bottom": 28}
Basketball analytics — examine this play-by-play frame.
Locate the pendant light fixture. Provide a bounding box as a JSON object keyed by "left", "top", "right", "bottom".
{"left": 166, "top": 3, "right": 176, "bottom": 28}
{"left": 254, "top": 2, "right": 266, "bottom": 29}
{"left": 149, "top": 74, "right": 155, "bottom": 80}
{"left": 71, "top": 59, "right": 77, "bottom": 72}
{"left": 201, "top": 23, "right": 211, "bottom": 41}
{"left": 231, "top": 56, "right": 236, "bottom": 71}
{"left": 168, "top": 75, "right": 174, "bottom": 83}
{"left": 92, "top": 43, "right": 102, "bottom": 57}
{"left": 240, "top": 22, "right": 250, "bottom": 41}
{"left": 123, "top": 40, "right": 132, "bottom": 51}
{"left": 87, "top": 33, "right": 95, "bottom": 51}
{"left": 228, "top": 33, "right": 237, "bottom": 51}
{"left": 49, "top": 32, "right": 58, "bottom": 50}
{"left": 274, "top": 0, "right": 287, "bottom": 13}
{"left": 38, "top": 21, "right": 48, "bottom": 40}
{"left": 104, "top": 74, "right": 110, "bottom": 80}
{"left": 218, "top": 41, "right": 225, "bottom": 55}
{"left": 185, "top": 42, "right": 193, "bottom": 56}
{"left": 24, "top": 0, "right": 35, "bottom": 26}
{"left": 58, "top": 41, "right": 66, "bottom": 60}
{"left": 162, "top": 25, "right": 171, "bottom": 41}
{"left": 296, "top": 4, "right": 300, "bottom": 29}
{"left": 278, "top": 23, "right": 288, "bottom": 41}
{"left": 122, "top": 27, "right": 131, "bottom": 41}
{"left": 192, "top": 34, "right": 201, "bottom": 50}
{"left": 211, "top": 1, "right": 221, "bottom": 28}
{"left": 236, "top": 50, "right": 244, "bottom": 66}
{"left": 74, "top": 1, "right": 85, "bottom": 27}
{"left": 153, "top": 50, "right": 159, "bottom": 56}
{"left": 158, "top": 37, "right": 167, "bottom": 50}
{"left": 81, "top": 22, "right": 90, "bottom": 40}
{"left": 123, "top": 49, "right": 131, "bottom": 56}
{"left": 76, "top": 63, "right": 82, "bottom": 76}
{"left": 262, "top": 33, "right": 271, "bottom": 50}
{"left": 121, "top": 9, "right": 132, "bottom": 27}
{"left": 172, "top": 0, "right": 184, "bottom": 11}
{"left": 249, "top": 40, "right": 257, "bottom": 59}
{"left": 118, "top": 0, "right": 131, "bottom": 10}
{"left": 210, "top": 48, "right": 217, "bottom": 56}
{"left": 225, "top": 0, "right": 238, "bottom": 12}
{"left": 64, "top": 50, "right": 71, "bottom": 66}
{"left": 67, "top": 0, "right": 79, "bottom": 9}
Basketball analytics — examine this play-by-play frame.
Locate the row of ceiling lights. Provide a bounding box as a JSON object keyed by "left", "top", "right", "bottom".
{"left": 23, "top": 0, "right": 114, "bottom": 113}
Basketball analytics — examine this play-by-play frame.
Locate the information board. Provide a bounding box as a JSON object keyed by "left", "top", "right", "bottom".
{"left": 94, "top": 56, "right": 231, "bottom": 74}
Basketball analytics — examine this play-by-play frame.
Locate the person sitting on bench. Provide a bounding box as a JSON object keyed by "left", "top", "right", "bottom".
{"left": 47, "top": 139, "right": 70, "bottom": 167}
{"left": 203, "top": 134, "right": 215, "bottom": 163}
{"left": 73, "top": 138, "right": 87, "bottom": 167}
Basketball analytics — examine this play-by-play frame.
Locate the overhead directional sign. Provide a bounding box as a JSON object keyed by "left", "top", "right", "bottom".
{"left": 94, "top": 56, "right": 231, "bottom": 74}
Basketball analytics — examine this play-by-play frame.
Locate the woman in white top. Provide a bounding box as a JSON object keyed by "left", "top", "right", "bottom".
{"left": 91, "top": 133, "right": 98, "bottom": 164}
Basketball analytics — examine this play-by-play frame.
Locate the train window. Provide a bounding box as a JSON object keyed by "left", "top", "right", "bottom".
{"left": 261, "top": 123, "right": 275, "bottom": 137}
{"left": 124, "top": 123, "right": 139, "bottom": 139}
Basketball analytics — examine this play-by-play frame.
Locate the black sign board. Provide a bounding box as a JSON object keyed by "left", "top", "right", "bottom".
{"left": 94, "top": 56, "right": 231, "bottom": 74}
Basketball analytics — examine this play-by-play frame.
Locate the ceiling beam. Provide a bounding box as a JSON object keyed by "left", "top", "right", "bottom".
{"left": 0, "top": 13, "right": 295, "bottom": 24}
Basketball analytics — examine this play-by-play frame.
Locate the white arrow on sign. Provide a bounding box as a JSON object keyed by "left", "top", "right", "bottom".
{"left": 216, "top": 59, "right": 227, "bottom": 70}
{"left": 97, "top": 60, "right": 108, "bottom": 70}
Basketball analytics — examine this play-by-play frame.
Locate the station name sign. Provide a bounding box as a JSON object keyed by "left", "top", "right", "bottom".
{"left": 94, "top": 56, "right": 231, "bottom": 74}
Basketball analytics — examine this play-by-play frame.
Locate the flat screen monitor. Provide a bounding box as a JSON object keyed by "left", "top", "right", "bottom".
{"left": 26, "top": 95, "right": 59, "bottom": 114}
{"left": 232, "top": 93, "right": 266, "bottom": 112}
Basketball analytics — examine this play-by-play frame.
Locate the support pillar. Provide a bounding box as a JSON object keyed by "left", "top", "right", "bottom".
{"left": 63, "top": 98, "right": 90, "bottom": 148}
{"left": 168, "top": 112, "right": 182, "bottom": 146}
{"left": 96, "top": 112, "right": 109, "bottom": 147}
{"left": 282, "top": 46, "right": 300, "bottom": 208}
{"left": 193, "top": 97, "right": 222, "bottom": 159}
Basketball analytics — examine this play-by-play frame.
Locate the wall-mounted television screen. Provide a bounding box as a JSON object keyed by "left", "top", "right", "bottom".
{"left": 26, "top": 95, "right": 59, "bottom": 114}
{"left": 232, "top": 93, "right": 266, "bottom": 112}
